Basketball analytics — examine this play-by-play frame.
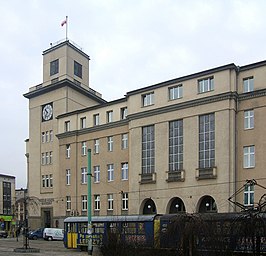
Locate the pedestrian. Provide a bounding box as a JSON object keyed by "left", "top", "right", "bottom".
{"left": 16, "top": 227, "right": 20, "bottom": 242}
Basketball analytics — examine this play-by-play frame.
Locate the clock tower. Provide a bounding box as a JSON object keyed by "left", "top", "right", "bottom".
{"left": 24, "top": 40, "right": 105, "bottom": 229}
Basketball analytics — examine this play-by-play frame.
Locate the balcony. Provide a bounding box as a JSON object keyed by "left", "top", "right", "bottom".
{"left": 139, "top": 173, "right": 156, "bottom": 184}
{"left": 196, "top": 167, "right": 217, "bottom": 180}
{"left": 166, "top": 170, "right": 185, "bottom": 182}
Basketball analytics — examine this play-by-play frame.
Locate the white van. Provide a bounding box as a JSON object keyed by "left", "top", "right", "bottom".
{"left": 43, "top": 228, "right": 64, "bottom": 241}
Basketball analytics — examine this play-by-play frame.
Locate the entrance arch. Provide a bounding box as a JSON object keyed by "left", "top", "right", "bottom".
{"left": 167, "top": 197, "right": 186, "bottom": 213}
{"left": 198, "top": 195, "right": 217, "bottom": 213}
{"left": 141, "top": 198, "right": 157, "bottom": 215}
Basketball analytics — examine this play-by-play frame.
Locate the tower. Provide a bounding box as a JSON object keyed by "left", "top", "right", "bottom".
{"left": 24, "top": 40, "right": 105, "bottom": 228}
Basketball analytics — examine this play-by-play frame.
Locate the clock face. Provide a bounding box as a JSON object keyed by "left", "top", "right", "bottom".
{"left": 42, "top": 104, "right": 53, "bottom": 121}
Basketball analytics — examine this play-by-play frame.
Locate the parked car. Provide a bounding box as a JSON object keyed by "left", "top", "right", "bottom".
{"left": 0, "top": 230, "right": 8, "bottom": 238}
{"left": 28, "top": 228, "right": 44, "bottom": 240}
{"left": 43, "top": 228, "right": 64, "bottom": 241}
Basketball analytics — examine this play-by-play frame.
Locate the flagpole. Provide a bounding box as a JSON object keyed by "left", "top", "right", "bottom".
{"left": 66, "top": 16, "right": 68, "bottom": 41}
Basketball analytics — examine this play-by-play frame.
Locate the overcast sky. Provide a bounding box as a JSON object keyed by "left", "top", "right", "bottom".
{"left": 1, "top": 0, "right": 266, "bottom": 188}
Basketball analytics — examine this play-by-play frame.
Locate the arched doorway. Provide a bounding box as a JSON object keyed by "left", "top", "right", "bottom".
{"left": 142, "top": 198, "right": 157, "bottom": 215}
{"left": 198, "top": 195, "right": 217, "bottom": 213}
{"left": 168, "top": 197, "right": 186, "bottom": 213}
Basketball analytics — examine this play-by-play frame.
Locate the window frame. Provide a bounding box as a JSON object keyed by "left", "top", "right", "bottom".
{"left": 94, "top": 195, "right": 100, "bottom": 211}
{"left": 81, "top": 141, "right": 87, "bottom": 156}
{"left": 121, "top": 133, "right": 128, "bottom": 149}
{"left": 107, "top": 111, "right": 113, "bottom": 123}
{"left": 81, "top": 195, "right": 88, "bottom": 212}
{"left": 121, "top": 162, "right": 128, "bottom": 180}
{"left": 81, "top": 167, "right": 87, "bottom": 184}
{"left": 50, "top": 59, "right": 59, "bottom": 76}
{"left": 65, "top": 121, "right": 70, "bottom": 132}
{"left": 243, "top": 77, "right": 254, "bottom": 93}
{"left": 66, "top": 144, "right": 71, "bottom": 158}
{"left": 142, "top": 92, "right": 154, "bottom": 107}
{"left": 74, "top": 60, "right": 82, "bottom": 78}
{"left": 244, "top": 184, "right": 254, "bottom": 206}
{"left": 121, "top": 107, "right": 128, "bottom": 120}
{"left": 244, "top": 110, "right": 254, "bottom": 130}
{"left": 107, "top": 164, "right": 114, "bottom": 182}
{"left": 107, "top": 194, "right": 114, "bottom": 211}
{"left": 94, "top": 165, "right": 100, "bottom": 183}
{"left": 93, "top": 114, "right": 100, "bottom": 126}
{"left": 169, "top": 84, "right": 183, "bottom": 100}
{"left": 80, "top": 117, "right": 86, "bottom": 129}
{"left": 107, "top": 136, "right": 113, "bottom": 152}
{"left": 142, "top": 125, "right": 155, "bottom": 174}
{"left": 243, "top": 145, "right": 255, "bottom": 168}
{"left": 94, "top": 139, "right": 99, "bottom": 154}
{"left": 198, "top": 77, "right": 214, "bottom": 94}
{"left": 66, "top": 169, "right": 71, "bottom": 185}
{"left": 122, "top": 192, "right": 128, "bottom": 210}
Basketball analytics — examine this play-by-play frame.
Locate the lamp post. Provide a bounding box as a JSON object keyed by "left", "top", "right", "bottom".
{"left": 87, "top": 149, "right": 93, "bottom": 255}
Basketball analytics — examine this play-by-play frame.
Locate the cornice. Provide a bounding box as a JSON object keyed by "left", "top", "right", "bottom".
{"left": 56, "top": 119, "right": 128, "bottom": 139}
{"left": 238, "top": 88, "right": 266, "bottom": 101}
{"left": 127, "top": 91, "right": 238, "bottom": 121}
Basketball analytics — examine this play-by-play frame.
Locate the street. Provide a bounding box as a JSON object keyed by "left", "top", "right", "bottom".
{"left": 0, "top": 236, "right": 88, "bottom": 256}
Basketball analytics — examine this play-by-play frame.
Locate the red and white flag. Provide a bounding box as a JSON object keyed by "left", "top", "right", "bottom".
{"left": 61, "top": 19, "right": 67, "bottom": 26}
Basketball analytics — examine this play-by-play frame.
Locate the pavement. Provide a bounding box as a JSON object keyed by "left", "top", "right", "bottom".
{"left": 0, "top": 236, "right": 90, "bottom": 256}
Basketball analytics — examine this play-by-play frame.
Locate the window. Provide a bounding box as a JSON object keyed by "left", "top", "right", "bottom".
{"left": 81, "top": 167, "right": 87, "bottom": 184}
{"left": 243, "top": 146, "right": 255, "bottom": 168}
{"left": 74, "top": 61, "right": 82, "bottom": 78}
{"left": 107, "top": 194, "right": 114, "bottom": 210}
{"left": 243, "top": 77, "right": 254, "bottom": 93}
{"left": 107, "top": 164, "right": 114, "bottom": 182}
{"left": 107, "top": 111, "right": 113, "bottom": 123}
{"left": 65, "top": 121, "right": 70, "bottom": 132}
{"left": 169, "top": 120, "right": 183, "bottom": 171}
{"left": 41, "top": 132, "right": 45, "bottom": 143}
{"left": 169, "top": 84, "right": 183, "bottom": 100}
{"left": 94, "top": 139, "right": 99, "bottom": 154}
{"left": 45, "top": 131, "right": 49, "bottom": 142}
{"left": 80, "top": 117, "right": 86, "bottom": 129}
{"left": 142, "top": 92, "right": 154, "bottom": 106}
{"left": 42, "top": 175, "right": 45, "bottom": 187}
{"left": 66, "top": 196, "right": 71, "bottom": 211}
{"left": 49, "top": 130, "right": 53, "bottom": 142}
{"left": 45, "top": 175, "right": 49, "bottom": 187}
{"left": 66, "top": 144, "right": 71, "bottom": 158}
{"left": 49, "top": 151, "right": 53, "bottom": 164}
{"left": 93, "top": 114, "right": 99, "bottom": 126}
{"left": 49, "top": 174, "right": 53, "bottom": 187}
{"left": 142, "top": 125, "right": 155, "bottom": 174}
{"left": 66, "top": 169, "right": 71, "bottom": 185}
{"left": 121, "top": 107, "right": 128, "bottom": 120}
{"left": 244, "top": 183, "right": 254, "bottom": 206}
{"left": 107, "top": 136, "right": 113, "bottom": 152}
{"left": 122, "top": 192, "right": 128, "bottom": 210}
{"left": 46, "top": 152, "right": 49, "bottom": 164}
{"left": 94, "top": 195, "right": 100, "bottom": 211}
{"left": 81, "top": 141, "right": 87, "bottom": 156}
{"left": 198, "top": 77, "right": 214, "bottom": 93}
{"left": 41, "top": 153, "right": 45, "bottom": 165}
{"left": 121, "top": 162, "right": 128, "bottom": 180}
{"left": 244, "top": 110, "right": 254, "bottom": 129}
{"left": 121, "top": 133, "right": 128, "bottom": 149}
{"left": 94, "top": 166, "right": 100, "bottom": 183}
{"left": 50, "top": 59, "right": 59, "bottom": 76}
{"left": 199, "top": 113, "right": 215, "bottom": 168}
{"left": 81, "top": 195, "right": 87, "bottom": 212}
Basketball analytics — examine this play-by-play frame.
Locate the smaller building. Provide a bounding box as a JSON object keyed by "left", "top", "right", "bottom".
{"left": 0, "top": 174, "right": 16, "bottom": 234}
{"left": 15, "top": 188, "right": 27, "bottom": 228}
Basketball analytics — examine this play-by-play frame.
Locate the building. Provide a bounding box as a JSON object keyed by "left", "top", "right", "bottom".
{"left": 15, "top": 188, "right": 27, "bottom": 228}
{"left": 0, "top": 174, "right": 16, "bottom": 232}
{"left": 24, "top": 39, "right": 266, "bottom": 229}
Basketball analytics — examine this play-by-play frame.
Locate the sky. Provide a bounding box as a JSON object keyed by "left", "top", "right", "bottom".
{"left": 1, "top": 0, "right": 266, "bottom": 189}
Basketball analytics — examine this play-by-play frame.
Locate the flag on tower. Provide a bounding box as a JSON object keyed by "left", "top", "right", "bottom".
{"left": 61, "top": 18, "right": 67, "bottom": 26}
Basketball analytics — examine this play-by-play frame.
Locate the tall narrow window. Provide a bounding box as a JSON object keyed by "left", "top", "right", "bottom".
{"left": 121, "top": 162, "right": 128, "bottom": 180}
{"left": 107, "top": 111, "right": 113, "bottom": 123}
{"left": 66, "top": 169, "right": 71, "bottom": 185}
{"left": 80, "top": 117, "right": 86, "bottom": 129}
{"left": 66, "top": 144, "right": 71, "bottom": 158}
{"left": 81, "top": 141, "right": 87, "bottom": 156}
{"left": 107, "top": 194, "right": 114, "bottom": 210}
{"left": 74, "top": 61, "right": 82, "bottom": 78}
{"left": 45, "top": 152, "right": 49, "bottom": 165}
{"left": 94, "top": 139, "right": 99, "bottom": 154}
{"left": 243, "top": 77, "right": 254, "bottom": 93}
{"left": 49, "top": 151, "right": 53, "bottom": 164}
{"left": 244, "top": 110, "right": 254, "bottom": 129}
{"left": 41, "top": 153, "right": 45, "bottom": 165}
{"left": 142, "top": 125, "right": 155, "bottom": 174}
{"left": 65, "top": 121, "right": 70, "bottom": 132}
{"left": 81, "top": 195, "right": 87, "bottom": 212}
{"left": 169, "top": 84, "right": 183, "bottom": 100}
{"left": 107, "top": 136, "right": 113, "bottom": 152}
{"left": 121, "top": 133, "right": 128, "bottom": 149}
{"left": 45, "top": 131, "right": 49, "bottom": 142}
{"left": 107, "top": 164, "right": 114, "bottom": 181}
{"left": 121, "top": 107, "right": 128, "bottom": 120}
{"left": 169, "top": 120, "right": 183, "bottom": 171}
{"left": 142, "top": 92, "right": 154, "bottom": 106}
{"left": 243, "top": 146, "right": 255, "bottom": 168}
{"left": 41, "top": 132, "right": 45, "bottom": 143}
{"left": 81, "top": 167, "right": 87, "bottom": 184}
{"left": 122, "top": 192, "right": 128, "bottom": 210}
{"left": 94, "top": 166, "right": 100, "bottom": 183}
{"left": 49, "top": 130, "right": 53, "bottom": 142}
{"left": 66, "top": 196, "right": 71, "bottom": 211}
{"left": 94, "top": 195, "right": 100, "bottom": 211}
{"left": 244, "top": 183, "right": 254, "bottom": 206}
{"left": 49, "top": 174, "right": 53, "bottom": 187}
{"left": 93, "top": 114, "right": 99, "bottom": 126}
{"left": 198, "top": 77, "right": 214, "bottom": 93}
{"left": 50, "top": 59, "right": 59, "bottom": 76}
{"left": 199, "top": 113, "right": 215, "bottom": 168}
